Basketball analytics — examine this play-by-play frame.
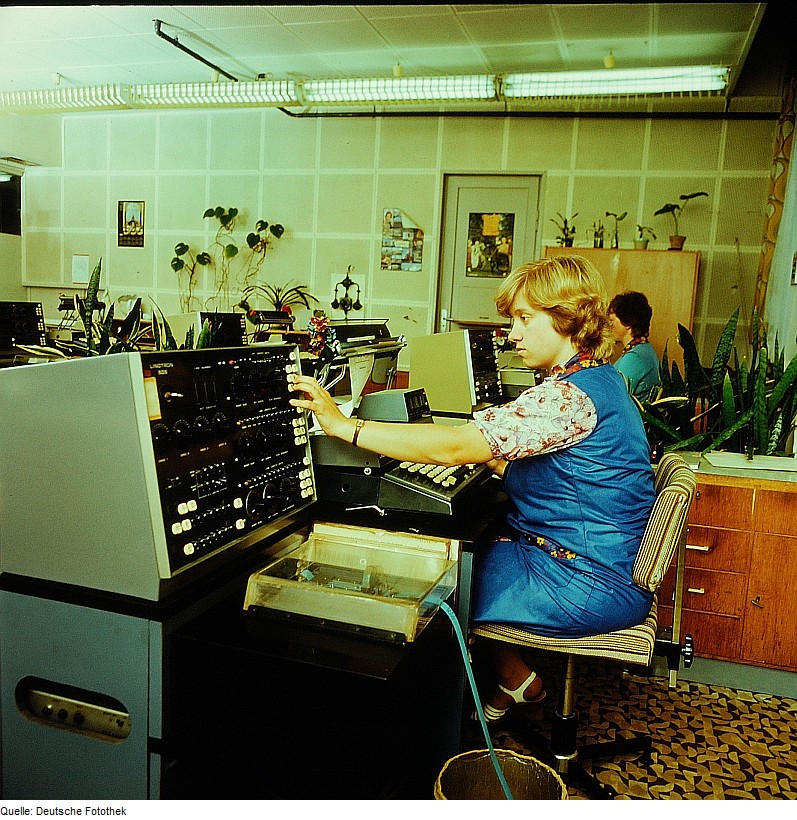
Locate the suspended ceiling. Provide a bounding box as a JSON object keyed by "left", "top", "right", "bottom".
{"left": 0, "top": 4, "right": 786, "bottom": 115}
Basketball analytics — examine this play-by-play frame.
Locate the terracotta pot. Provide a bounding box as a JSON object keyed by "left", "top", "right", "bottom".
{"left": 669, "top": 234, "right": 686, "bottom": 250}
{"left": 633, "top": 239, "right": 649, "bottom": 250}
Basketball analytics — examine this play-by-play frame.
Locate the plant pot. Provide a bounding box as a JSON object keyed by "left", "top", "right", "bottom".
{"left": 633, "top": 239, "right": 649, "bottom": 250}
{"left": 563, "top": 238, "right": 574, "bottom": 247}
{"left": 668, "top": 235, "right": 686, "bottom": 251}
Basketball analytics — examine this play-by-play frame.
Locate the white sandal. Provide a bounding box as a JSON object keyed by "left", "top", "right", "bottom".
{"left": 472, "top": 670, "right": 546, "bottom": 722}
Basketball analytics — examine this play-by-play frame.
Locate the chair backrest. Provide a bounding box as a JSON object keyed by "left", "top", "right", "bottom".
{"left": 633, "top": 453, "right": 697, "bottom": 592}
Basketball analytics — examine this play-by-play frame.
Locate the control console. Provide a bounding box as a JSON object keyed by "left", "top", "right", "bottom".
{"left": 0, "top": 345, "right": 315, "bottom": 599}
{"left": 142, "top": 346, "right": 314, "bottom": 575}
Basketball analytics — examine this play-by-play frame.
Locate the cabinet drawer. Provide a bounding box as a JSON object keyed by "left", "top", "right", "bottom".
{"left": 659, "top": 567, "right": 747, "bottom": 617}
{"left": 691, "top": 483, "right": 753, "bottom": 529}
{"left": 683, "top": 525, "right": 751, "bottom": 573}
{"left": 658, "top": 605, "right": 741, "bottom": 661}
{"left": 753, "top": 489, "right": 797, "bottom": 537}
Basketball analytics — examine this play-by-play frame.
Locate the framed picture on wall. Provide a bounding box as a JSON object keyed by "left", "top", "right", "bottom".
{"left": 118, "top": 200, "right": 144, "bottom": 247}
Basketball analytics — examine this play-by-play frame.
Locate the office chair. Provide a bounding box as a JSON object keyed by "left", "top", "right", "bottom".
{"left": 471, "top": 453, "right": 697, "bottom": 799}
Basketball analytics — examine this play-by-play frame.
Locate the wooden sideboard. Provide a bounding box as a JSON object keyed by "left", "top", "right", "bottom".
{"left": 544, "top": 247, "right": 699, "bottom": 369}
{"left": 658, "top": 460, "right": 797, "bottom": 673}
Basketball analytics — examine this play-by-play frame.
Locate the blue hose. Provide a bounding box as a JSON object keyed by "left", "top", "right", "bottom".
{"left": 427, "top": 596, "right": 514, "bottom": 800}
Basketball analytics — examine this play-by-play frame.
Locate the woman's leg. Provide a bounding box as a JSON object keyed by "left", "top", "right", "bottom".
{"left": 486, "top": 642, "right": 544, "bottom": 710}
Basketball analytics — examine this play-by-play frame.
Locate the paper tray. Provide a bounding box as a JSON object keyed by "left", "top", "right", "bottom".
{"left": 244, "top": 522, "right": 459, "bottom": 642}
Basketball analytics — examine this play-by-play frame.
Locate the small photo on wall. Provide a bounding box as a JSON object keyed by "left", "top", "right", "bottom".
{"left": 466, "top": 211, "right": 514, "bottom": 278}
{"left": 118, "top": 200, "right": 144, "bottom": 247}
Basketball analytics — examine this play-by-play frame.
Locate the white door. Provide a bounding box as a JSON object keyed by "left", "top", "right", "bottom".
{"left": 438, "top": 174, "right": 540, "bottom": 331}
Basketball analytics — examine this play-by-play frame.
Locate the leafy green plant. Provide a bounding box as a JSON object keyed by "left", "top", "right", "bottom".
{"left": 653, "top": 192, "right": 708, "bottom": 236}
{"left": 605, "top": 210, "right": 627, "bottom": 249}
{"left": 237, "top": 281, "right": 318, "bottom": 317}
{"left": 73, "top": 258, "right": 177, "bottom": 355}
{"left": 171, "top": 207, "right": 285, "bottom": 311}
{"left": 636, "top": 307, "right": 797, "bottom": 457}
{"left": 637, "top": 225, "right": 656, "bottom": 241}
{"left": 171, "top": 243, "right": 211, "bottom": 312}
{"left": 550, "top": 212, "right": 577, "bottom": 246}
{"left": 590, "top": 220, "right": 605, "bottom": 248}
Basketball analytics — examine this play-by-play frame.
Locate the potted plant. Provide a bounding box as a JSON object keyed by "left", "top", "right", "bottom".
{"left": 72, "top": 258, "right": 179, "bottom": 355}
{"left": 605, "top": 211, "right": 627, "bottom": 249}
{"left": 551, "top": 212, "right": 577, "bottom": 246}
{"left": 171, "top": 207, "right": 286, "bottom": 312}
{"left": 590, "top": 220, "right": 605, "bottom": 248}
{"left": 634, "top": 225, "right": 656, "bottom": 250}
{"left": 636, "top": 307, "right": 797, "bottom": 460}
{"left": 237, "top": 281, "right": 318, "bottom": 322}
{"left": 653, "top": 192, "right": 708, "bottom": 250}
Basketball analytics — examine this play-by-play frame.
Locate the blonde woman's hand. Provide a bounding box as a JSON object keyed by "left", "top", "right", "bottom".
{"left": 289, "top": 373, "right": 354, "bottom": 442}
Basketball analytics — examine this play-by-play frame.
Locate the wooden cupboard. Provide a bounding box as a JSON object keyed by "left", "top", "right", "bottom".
{"left": 659, "top": 467, "right": 797, "bottom": 672}
{"left": 544, "top": 247, "right": 700, "bottom": 369}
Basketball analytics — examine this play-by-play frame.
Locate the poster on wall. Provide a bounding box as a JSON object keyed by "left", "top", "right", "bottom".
{"left": 466, "top": 212, "right": 515, "bottom": 278}
{"left": 381, "top": 208, "right": 424, "bottom": 271}
{"left": 117, "top": 200, "right": 144, "bottom": 247}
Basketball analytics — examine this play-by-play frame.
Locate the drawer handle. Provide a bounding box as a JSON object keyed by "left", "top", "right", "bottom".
{"left": 687, "top": 587, "right": 705, "bottom": 595}
{"left": 750, "top": 595, "right": 764, "bottom": 609}
{"left": 686, "top": 543, "right": 712, "bottom": 553}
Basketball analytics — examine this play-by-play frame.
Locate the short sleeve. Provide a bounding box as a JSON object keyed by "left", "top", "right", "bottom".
{"left": 472, "top": 377, "right": 597, "bottom": 460}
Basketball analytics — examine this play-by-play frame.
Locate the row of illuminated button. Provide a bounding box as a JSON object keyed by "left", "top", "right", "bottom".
{"left": 298, "top": 467, "right": 314, "bottom": 497}
{"left": 397, "top": 462, "right": 476, "bottom": 487}
{"left": 171, "top": 496, "right": 244, "bottom": 535}
{"left": 182, "top": 521, "right": 237, "bottom": 557}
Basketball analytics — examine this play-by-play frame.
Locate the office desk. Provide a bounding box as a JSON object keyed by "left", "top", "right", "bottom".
{"left": 163, "top": 493, "right": 508, "bottom": 800}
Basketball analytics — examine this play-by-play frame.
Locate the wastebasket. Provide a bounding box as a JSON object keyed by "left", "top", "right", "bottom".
{"left": 434, "top": 749, "right": 567, "bottom": 800}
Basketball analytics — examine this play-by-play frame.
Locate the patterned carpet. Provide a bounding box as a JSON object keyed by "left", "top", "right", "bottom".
{"left": 477, "top": 657, "right": 797, "bottom": 800}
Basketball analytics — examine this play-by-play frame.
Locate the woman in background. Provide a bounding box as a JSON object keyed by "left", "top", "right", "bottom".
{"left": 608, "top": 291, "right": 661, "bottom": 401}
{"left": 290, "top": 255, "right": 655, "bottom": 723}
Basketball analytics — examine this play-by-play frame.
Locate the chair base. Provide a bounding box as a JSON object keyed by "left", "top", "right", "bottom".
{"left": 509, "top": 714, "right": 653, "bottom": 800}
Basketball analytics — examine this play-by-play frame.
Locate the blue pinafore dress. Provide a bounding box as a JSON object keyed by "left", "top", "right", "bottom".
{"left": 471, "top": 360, "right": 655, "bottom": 637}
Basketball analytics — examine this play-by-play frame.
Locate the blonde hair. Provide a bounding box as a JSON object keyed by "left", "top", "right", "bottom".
{"left": 495, "top": 255, "right": 615, "bottom": 360}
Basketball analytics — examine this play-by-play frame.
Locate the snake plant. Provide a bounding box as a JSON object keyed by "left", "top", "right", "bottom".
{"left": 636, "top": 306, "right": 797, "bottom": 457}
{"left": 72, "top": 258, "right": 179, "bottom": 355}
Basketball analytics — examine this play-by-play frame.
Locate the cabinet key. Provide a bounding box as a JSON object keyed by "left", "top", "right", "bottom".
{"left": 750, "top": 595, "right": 764, "bottom": 609}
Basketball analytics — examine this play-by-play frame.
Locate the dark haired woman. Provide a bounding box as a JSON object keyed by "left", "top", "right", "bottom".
{"left": 608, "top": 290, "right": 660, "bottom": 400}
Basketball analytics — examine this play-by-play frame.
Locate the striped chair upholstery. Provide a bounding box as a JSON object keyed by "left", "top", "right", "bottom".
{"left": 470, "top": 453, "right": 697, "bottom": 799}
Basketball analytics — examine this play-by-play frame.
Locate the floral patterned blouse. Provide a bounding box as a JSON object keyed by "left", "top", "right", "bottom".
{"left": 473, "top": 376, "right": 597, "bottom": 461}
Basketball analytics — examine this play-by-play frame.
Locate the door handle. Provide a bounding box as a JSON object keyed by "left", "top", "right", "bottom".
{"left": 687, "top": 587, "right": 705, "bottom": 595}
{"left": 750, "top": 595, "right": 764, "bottom": 609}
{"left": 686, "top": 543, "right": 712, "bottom": 553}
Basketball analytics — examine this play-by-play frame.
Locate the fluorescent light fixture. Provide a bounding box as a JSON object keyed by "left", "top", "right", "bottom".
{"left": 0, "top": 84, "right": 129, "bottom": 111}
{"left": 301, "top": 75, "right": 497, "bottom": 104}
{"left": 0, "top": 66, "right": 730, "bottom": 114}
{"left": 0, "top": 174, "right": 12, "bottom": 182}
{"left": 503, "top": 66, "right": 729, "bottom": 98}
{"left": 133, "top": 80, "right": 297, "bottom": 107}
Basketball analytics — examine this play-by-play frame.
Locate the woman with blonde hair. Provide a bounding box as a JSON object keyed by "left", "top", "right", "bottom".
{"left": 289, "top": 254, "right": 655, "bottom": 723}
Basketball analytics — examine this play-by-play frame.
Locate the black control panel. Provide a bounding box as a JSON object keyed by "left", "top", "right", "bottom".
{"left": 141, "top": 346, "right": 315, "bottom": 574}
{"left": 0, "top": 301, "right": 46, "bottom": 348}
{"left": 467, "top": 328, "right": 503, "bottom": 408}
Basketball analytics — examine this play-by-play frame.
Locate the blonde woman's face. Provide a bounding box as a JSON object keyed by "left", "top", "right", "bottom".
{"left": 507, "top": 294, "right": 577, "bottom": 371}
